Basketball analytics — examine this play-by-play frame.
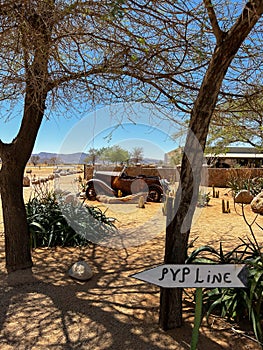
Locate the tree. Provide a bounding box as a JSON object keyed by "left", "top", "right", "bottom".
{"left": 159, "top": 1, "right": 263, "bottom": 330}
{"left": 49, "top": 157, "right": 58, "bottom": 166}
{"left": 111, "top": 0, "right": 262, "bottom": 329}
{"left": 84, "top": 148, "right": 106, "bottom": 166}
{"left": 102, "top": 145, "right": 129, "bottom": 165}
{"left": 207, "top": 90, "right": 263, "bottom": 152}
{"left": 130, "top": 147, "right": 143, "bottom": 164}
{"left": 0, "top": 1, "right": 149, "bottom": 272}
{"left": 30, "top": 155, "right": 40, "bottom": 167}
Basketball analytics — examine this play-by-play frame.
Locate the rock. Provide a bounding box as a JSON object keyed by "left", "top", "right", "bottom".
{"left": 138, "top": 195, "right": 145, "bottom": 208}
{"left": 23, "top": 176, "right": 30, "bottom": 187}
{"left": 251, "top": 192, "right": 263, "bottom": 215}
{"left": 68, "top": 261, "right": 93, "bottom": 281}
{"left": 234, "top": 190, "right": 254, "bottom": 204}
{"left": 97, "top": 192, "right": 147, "bottom": 204}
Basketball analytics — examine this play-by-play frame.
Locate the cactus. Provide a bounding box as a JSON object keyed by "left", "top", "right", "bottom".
{"left": 226, "top": 200, "right": 230, "bottom": 213}
{"left": 212, "top": 185, "right": 220, "bottom": 198}
{"left": 222, "top": 199, "right": 225, "bottom": 213}
{"left": 222, "top": 199, "right": 230, "bottom": 213}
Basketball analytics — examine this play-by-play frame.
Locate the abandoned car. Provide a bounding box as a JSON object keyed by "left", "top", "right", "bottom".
{"left": 85, "top": 167, "right": 169, "bottom": 202}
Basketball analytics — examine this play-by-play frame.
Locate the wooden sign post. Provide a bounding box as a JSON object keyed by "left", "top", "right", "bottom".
{"left": 130, "top": 264, "right": 247, "bottom": 350}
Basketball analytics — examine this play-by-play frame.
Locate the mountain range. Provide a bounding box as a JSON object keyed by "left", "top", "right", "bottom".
{"left": 32, "top": 152, "right": 162, "bottom": 164}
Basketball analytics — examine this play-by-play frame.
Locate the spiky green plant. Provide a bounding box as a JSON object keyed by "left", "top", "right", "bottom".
{"left": 25, "top": 187, "right": 117, "bottom": 248}
{"left": 187, "top": 237, "right": 263, "bottom": 345}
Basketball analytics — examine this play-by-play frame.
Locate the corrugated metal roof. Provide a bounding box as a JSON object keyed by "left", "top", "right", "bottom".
{"left": 206, "top": 153, "right": 263, "bottom": 159}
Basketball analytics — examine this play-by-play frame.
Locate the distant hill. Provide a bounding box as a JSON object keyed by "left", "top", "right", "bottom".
{"left": 141, "top": 157, "right": 163, "bottom": 164}
{"left": 32, "top": 152, "right": 88, "bottom": 164}
{"left": 31, "top": 152, "right": 163, "bottom": 165}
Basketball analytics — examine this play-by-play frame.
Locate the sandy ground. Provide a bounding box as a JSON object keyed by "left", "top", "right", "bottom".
{"left": 0, "top": 172, "right": 262, "bottom": 349}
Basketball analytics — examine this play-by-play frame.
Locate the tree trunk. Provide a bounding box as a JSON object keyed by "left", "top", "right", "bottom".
{"left": 0, "top": 90, "right": 48, "bottom": 272}
{"left": 0, "top": 97, "right": 47, "bottom": 272}
{"left": 159, "top": 1, "right": 263, "bottom": 330}
{"left": 159, "top": 197, "right": 190, "bottom": 329}
{"left": 0, "top": 4, "right": 52, "bottom": 272}
{"left": 160, "top": 148, "right": 202, "bottom": 329}
{"left": 0, "top": 159, "right": 32, "bottom": 272}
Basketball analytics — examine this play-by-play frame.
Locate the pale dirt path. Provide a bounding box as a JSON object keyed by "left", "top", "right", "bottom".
{"left": 0, "top": 183, "right": 262, "bottom": 349}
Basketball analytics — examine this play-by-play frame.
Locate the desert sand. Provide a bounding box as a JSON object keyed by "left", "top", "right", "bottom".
{"left": 0, "top": 172, "right": 262, "bottom": 349}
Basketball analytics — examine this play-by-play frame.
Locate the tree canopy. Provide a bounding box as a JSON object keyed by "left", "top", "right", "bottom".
{"left": 103, "top": 145, "right": 129, "bottom": 165}
{"left": 130, "top": 147, "right": 144, "bottom": 164}
{"left": 1, "top": 1, "right": 262, "bottom": 127}
{"left": 207, "top": 91, "right": 263, "bottom": 152}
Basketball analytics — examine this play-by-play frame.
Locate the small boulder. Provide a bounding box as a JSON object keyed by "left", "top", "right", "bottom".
{"left": 68, "top": 261, "right": 93, "bottom": 281}
{"left": 138, "top": 195, "right": 145, "bottom": 208}
{"left": 251, "top": 192, "right": 263, "bottom": 215}
{"left": 234, "top": 190, "right": 254, "bottom": 204}
{"left": 23, "top": 176, "right": 30, "bottom": 187}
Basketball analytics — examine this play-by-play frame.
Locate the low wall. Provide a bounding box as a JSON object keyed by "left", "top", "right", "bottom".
{"left": 208, "top": 168, "right": 263, "bottom": 187}
{"left": 84, "top": 165, "right": 263, "bottom": 188}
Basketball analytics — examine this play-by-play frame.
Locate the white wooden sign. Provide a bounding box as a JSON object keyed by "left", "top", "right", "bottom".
{"left": 130, "top": 264, "right": 247, "bottom": 288}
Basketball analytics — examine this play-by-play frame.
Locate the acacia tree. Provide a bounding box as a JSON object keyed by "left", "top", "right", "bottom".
{"left": 0, "top": 0, "right": 147, "bottom": 272}
{"left": 207, "top": 90, "right": 263, "bottom": 152}
{"left": 84, "top": 148, "right": 106, "bottom": 166}
{"left": 102, "top": 145, "right": 130, "bottom": 165}
{"left": 105, "top": 1, "right": 263, "bottom": 328}
{"left": 30, "top": 155, "right": 40, "bottom": 166}
{"left": 131, "top": 147, "right": 144, "bottom": 164}
{"left": 159, "top": 1, "right": 263, "bottom": 329}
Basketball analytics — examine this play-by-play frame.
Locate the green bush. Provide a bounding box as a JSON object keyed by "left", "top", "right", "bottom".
{"left": 25, "top": 189, "right": 117, "bottom": 248}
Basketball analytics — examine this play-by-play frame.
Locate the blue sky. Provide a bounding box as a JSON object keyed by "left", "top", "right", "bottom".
{"left": 0, "top": 102, "right": 185, "bottom": 160}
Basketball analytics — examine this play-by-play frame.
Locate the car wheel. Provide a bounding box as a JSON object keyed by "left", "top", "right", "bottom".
{"left": 147, "top": 186, "right": 162, "bottom": 202}
{"left": 86, "top": 185, "right": 96, "bottom": 200}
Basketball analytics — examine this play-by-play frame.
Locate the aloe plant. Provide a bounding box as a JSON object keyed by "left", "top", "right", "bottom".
{"left": 187, "top": 237, "right": 263, "bottom": 345}
{"left": 25, "top": 188, "right": 117, "bottom": 248}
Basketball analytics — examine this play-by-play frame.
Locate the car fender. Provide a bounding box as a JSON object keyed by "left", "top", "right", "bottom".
{"left": 86, "top": 179, "right": 116, "bottom": 197}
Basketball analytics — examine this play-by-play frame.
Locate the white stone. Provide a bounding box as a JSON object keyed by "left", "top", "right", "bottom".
{"left": 68, "top": 261, "right": 93, "bottom": 281}
{"left": 251, "top": 192, "right": 263, "bottom": 215}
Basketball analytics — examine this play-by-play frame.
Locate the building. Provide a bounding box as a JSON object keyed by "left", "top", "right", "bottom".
{"left": 206, "top": 147, "right": 263, "bottom": 168}
{"left": 165, "top": 146, "right": 263, "bottom": 168}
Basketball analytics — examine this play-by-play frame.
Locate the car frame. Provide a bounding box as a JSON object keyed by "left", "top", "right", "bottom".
{"left": 85, "top": 166, "right": 169, "bottom": 202}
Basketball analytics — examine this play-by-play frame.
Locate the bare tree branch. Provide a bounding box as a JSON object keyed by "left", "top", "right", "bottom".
{"left": 203, "top": 0, "right": 225, "bottom": 44}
